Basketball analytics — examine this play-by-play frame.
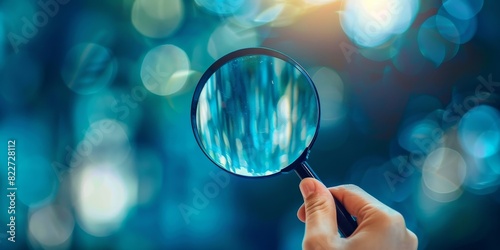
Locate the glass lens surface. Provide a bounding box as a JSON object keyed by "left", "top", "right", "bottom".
{"left": 194, "top": 53, "right": 319, "bottom": 177}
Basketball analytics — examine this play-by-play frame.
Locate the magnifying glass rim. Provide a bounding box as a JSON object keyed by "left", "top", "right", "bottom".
{"left": 191, "top": 47, "right": 321, "bottom": 178}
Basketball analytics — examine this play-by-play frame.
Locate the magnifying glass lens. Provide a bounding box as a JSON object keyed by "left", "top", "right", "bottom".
{"left": 194, "top": 53, "right": 319, "bottom": 177}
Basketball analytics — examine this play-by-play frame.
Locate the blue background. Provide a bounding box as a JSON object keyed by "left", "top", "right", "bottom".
{"left": 1, "top": 0, "right": 500, "bottom": 249}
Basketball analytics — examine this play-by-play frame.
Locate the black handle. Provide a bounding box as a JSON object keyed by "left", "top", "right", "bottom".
{"left": 295, "top": 161, "right": 358, "bottom": 237}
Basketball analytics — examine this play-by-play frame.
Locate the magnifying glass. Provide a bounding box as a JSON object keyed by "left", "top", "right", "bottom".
{"left": 191, "top": 47, "right": 358, "bottom": 237}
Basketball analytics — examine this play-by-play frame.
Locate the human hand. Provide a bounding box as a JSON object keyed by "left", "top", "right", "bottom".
{"left": 297, "top": 178, "right": 418, "bottom": 250}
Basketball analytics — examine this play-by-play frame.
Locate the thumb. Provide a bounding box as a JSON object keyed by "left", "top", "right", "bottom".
{"left": 299, "top": 178, "right": 338, "bottom": 238}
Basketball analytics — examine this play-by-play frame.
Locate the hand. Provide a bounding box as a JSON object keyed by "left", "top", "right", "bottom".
{"left": 297, "top": 178, "right": 418, "bottom": 250}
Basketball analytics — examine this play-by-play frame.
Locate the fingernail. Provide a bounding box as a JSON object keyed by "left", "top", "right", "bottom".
{"left": 300, "top": 178, "right": 316, "bottom": 199}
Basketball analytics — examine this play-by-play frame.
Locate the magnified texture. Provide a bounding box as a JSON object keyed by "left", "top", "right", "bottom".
{"left": 194, "top": 53, "right": 319, "bottom": 177}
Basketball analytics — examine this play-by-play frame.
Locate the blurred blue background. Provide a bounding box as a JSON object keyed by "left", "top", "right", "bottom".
{"left": 1, "top": 0, "right": 500, "bottom": 249}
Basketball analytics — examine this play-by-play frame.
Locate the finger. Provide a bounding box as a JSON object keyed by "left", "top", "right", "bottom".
{"left": 297, "top": 204, "right": 305, "bottom": 223}
{"left": 298, "top": 186, "right": 382, "bottom": 221}
{"left": 299, "top": 186, "right": 385, "bottom": 223}
{"left": 406, "top": 229, "right": 419, "bottom": 249}
{"left": 299, "top": 178, "right": 338, "bottom": 238}
{"left": 329, "top": 184, "right": 397, "bottom": 223}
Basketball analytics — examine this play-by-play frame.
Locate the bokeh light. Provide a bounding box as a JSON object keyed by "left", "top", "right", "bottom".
{"left": 458, "top": 105, "right": 500, "bottom": 194}
{"left": 206, "top": 0, "right": 303, "bottom": 29}
{"left": 458, "top": 105, "right": 500, "bottom": 158}
{"left": 442, "top": 0, "right": 484, "bottom": 20}
{"left": 195, "top": 0, "right": 244, "bottom": 16}
{"left": 463, "top": 157, "right": 500, "bottom": 194}
{"left": 310, "top": 67, "right": 346, "bottom": 127}
{"left": 29, "top": 204, "right": 74, "bottom": 248}
{"left": 225, "top": 0, "right": 269, "bottom": 28}
{"left": 438, "top": 6, "right": 478, "bottom": 44}
{"left": 434, "top": 15, "right": 461, "bottom": 44}
{"left": 418, "top": 16, "right": 460, "bottom": 66}
{"left": 254, "top": 3, "right": 286, "bottom": 24}
{"left": 131, "top": 0, "right": 184, "bottom": 38}
{"left": 398, "top": 116, "right": 442, "bottom": 154}
{"left": 71, "top": 88, "right": 144, "bottom": 136}
{"left": 485, "top": 154, "right": 500, "bottom": 175}
{"left": 61, "top": 43, "right": 117, "bottom": 95}
{"left": 422, "top": 147, "right": 466, "bottom": 202}
{"left": 164, "top": 71, "right": 203, "bottom": 116}
{"left": 340, "top": 0, "right": 419, "bottom": 48}
{"left": 73, "top": 164, "right": 136, "bottom": 237}
{"left": 207, "top": 23, "right": 259, "bottom": 59}
{"left": 140, "top": 44, "right": 191, "bottom": 96}
{"left": 73, "top": 119, "right": 132, "bottom": 166}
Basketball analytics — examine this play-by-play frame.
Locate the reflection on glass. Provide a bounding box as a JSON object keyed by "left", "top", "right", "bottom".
{"left": 195, "top": 54, "right": 319, "bottom": 177}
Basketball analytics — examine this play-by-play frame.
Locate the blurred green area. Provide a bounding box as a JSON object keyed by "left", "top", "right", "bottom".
{"left": 1, "top": 0, "right": 500, "bottom": 249}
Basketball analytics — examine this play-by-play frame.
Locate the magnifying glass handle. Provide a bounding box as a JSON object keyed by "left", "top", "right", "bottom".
{"left": 295, "top": 161, "right": 358, "bottom": 238}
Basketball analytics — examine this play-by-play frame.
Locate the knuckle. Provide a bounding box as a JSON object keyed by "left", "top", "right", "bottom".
{"left": 358, "top": 202, "right": 383, "bottom": 218}
{"left": 371, "top": 206, "right": 406, "bottom": 228}
{"left": 306, "top": 196, "right": 331, "bottom": 218}
{"left": 389, "top": 212, "right": 406, "bottom": 227}
{"left": 384, "top": 213, "right": 406, "bottom": 230}
{"left": 368, "top": 207, "right": 406, "bottom": 231}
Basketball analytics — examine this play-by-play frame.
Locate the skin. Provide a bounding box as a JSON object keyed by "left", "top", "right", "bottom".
{"left": 297, "top": 178, "right": 418, "bottom": 250}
